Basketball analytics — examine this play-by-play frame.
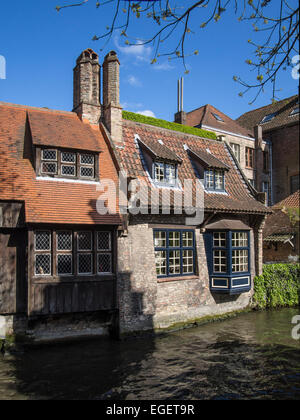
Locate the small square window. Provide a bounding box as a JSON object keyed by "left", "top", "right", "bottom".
{"left": 57, "top": 254, "right": 73, "bottom": 276}
{"left": 169, "top": 250, "right": 181, "bottom": 275}
{"left": 97, "top": 254, "right": 112, "bottom": 274}
{"left": 97, "top": 232, "right": 111, "bottom": 251}
{"left": 35, "top": 231, "right": 51, "bottom": 251}
{"left": 169, "top": 231, "right": 180, "bottom": 248}
{"left": 62, "top": 165, "right": 76, "bottom": 177}
{"left": 182, "top": 231, "right": 194, "bottom": 248}
{"left": 57, "top": 231, "right": 72, "bottom": 251}
{"left": 41, "top": 162, "right": 57, "bottom": 174}
{"left": 61, "top": 152, "right": 76, "bottom": 163}
{"left": 78, "top": 254, "right": 93, "bottom": 275}
{"left": 154, "top": 231, "right": 167, "bottom": 248}
{"left": 78, "top": 232, "right": 92, "bottom": 251}
{"left": 80, "top": 154, "right": 94, "bottom": 165}
{"left": 155, "top": 251, "right": 167, "bottom": 276}
{"left": 80, "top": 167, "right": 94, "bottom": 178}
{"left": 42, "top": 150, "right": 57, "bottom": 161}
{"left": 214, "top": 232, "right": 226, "bottom": 248}
{"left": 35, "top": 254, "right": 51, "bottom": 276}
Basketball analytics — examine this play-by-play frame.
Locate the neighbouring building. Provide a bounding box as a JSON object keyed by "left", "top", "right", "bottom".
{"left": 177, "top": 103, "right": 272, "bottom": 204}
{"left": 237, "top": 95, "right": 299, "bottom": 205}
{"left": 263, "top": 190, "right": 300, "bottom": 263}
{"left": 0, "top": 49, "right": 271, "bottom": 341}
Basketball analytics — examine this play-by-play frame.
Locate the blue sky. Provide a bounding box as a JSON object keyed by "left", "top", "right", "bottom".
{"left": 0, "top": 0, "right": 298, "bottom": 121}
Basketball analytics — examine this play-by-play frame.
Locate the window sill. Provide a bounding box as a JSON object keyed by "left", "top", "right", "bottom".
{"left": 32, "top": 274, "right": 115, "bottom": 283}
{"left": 158, "top": 275, "right": 198, "bottom": 283}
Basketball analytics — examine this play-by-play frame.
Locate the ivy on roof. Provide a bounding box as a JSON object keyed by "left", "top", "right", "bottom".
{"left": 122, "top": 111, "right": 217, "bottom": 140}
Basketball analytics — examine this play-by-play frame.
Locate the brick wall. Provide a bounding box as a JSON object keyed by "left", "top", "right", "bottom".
{"left": 267, "top": 123, "right": 299, "bottom": 204}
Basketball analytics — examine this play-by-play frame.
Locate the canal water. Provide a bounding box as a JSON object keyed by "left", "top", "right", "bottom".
{"left": 0, "top": 308, "right": 300, "bottom": 400}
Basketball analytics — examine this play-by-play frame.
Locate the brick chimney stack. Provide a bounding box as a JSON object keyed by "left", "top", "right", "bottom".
{"left": 73, "top": 48, "right": 101, "bottom": 125}
{"left": 102, "top": 51, "right": 123, "bottom": 145}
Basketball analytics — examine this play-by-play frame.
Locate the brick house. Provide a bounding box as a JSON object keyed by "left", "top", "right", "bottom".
{"left": 177, "top": 103, "right": 272, "bottom": 205}
{"left": 237, "top": 95, "right": 299, "bottom": 205}
{"left": 263, "top": 190, "right": 300, "bottom": 263}
{"left": 0, "top": 49, "right": 271, "bottom": 340}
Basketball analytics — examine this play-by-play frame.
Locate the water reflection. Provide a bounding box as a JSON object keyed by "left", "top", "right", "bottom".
{"left": 0, "top": 308, "right": 299, "bottom": 400}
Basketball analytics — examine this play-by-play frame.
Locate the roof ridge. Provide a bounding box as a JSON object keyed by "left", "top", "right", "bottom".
{"left": 186, "top": 104, "right": 207, "bottom": 115}
{"left": 236, "top": 94, "right": 298, "bottom": 120}
{"left": 0, "top": 102, "right": 75, "bottom": 116}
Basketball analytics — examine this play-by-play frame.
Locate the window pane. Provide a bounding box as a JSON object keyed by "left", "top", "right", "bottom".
{"left": 155, "top": 251, "right": 167, "bottom": 276}
{"left": 57, "top": 231, "right": 72, "bottom": 251}
{"left": 232, "top": 232, "right": 248, "bottom": 248}
{"left": 232, "top": 250, "right": 248, "bottom": 272}
{"left": 213, "top": 232, "right": 226, "bottom": 248}
{"left": 35, "top": 254, "right": 51, "bottom": 276}
{"left": 205, "top": 170, "right": 214, "bottom": 189}
{"left": 62, "top": 165, "right": 76, "bottom": 177}
{"left": 182, "top": 250, "right": 194, "bottom": 274}
{"left": 78, "top": 254, "right": 93, "bottom": 274}
{"left": 169, "top": 251, "right": 181, "bottom": 275}
{"left": 97, "top": 232, "right": 111, "bottom": 251}
{"left": 80, "top": 167, "right": 94, "bottom": 178}
{"left": 42, "top": 162, "right": 57, "bottom": 174}
{"left": 154, "top": 231, "right": 166, "bottom": 248}
{"left": 57, "top": 254, "right": 73, "bottom": 275}
{"left": 182, "top": 231, "right": 194, "bottom": 248}
{"left": 213, "top": 250, "right": 227, "bottom": 273}
{"left": 215, "top": 170, "right": 224, "bottom": 190}
{"left": 78, "top": 232, "right": 92, "bottom": 251}
{"left": 42, "top": 150, "right": 57, "bottom": 161}
{"left": 97, "top": 254, "right": 112, "bottom": 274}
{"left": 230, "top": 143, "right": 240, "bottom": 162}
{"left": 35, "top": 231, "right": 51, "bottom": 251}
{"left": 169, "top": 231, "right": 180, "bottom": 248}
{"left": 61, "top": 152, "right": 76, "bottom": 163}
{"left": 166, "top": 164, "right": 176, "bottom": 185}
{"left": 80, "top": 154, "right": 94, "bottom": 165}
{"left": 154, "top": 162, "right": 165, "bottom": 183}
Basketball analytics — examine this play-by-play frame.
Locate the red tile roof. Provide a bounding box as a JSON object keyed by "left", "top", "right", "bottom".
{"left": 187, "top": 147, "right": 230, "bottom": 170}
{"left": 119, "top": 120, "right": 270, "bottom": 215}
{"left": 186, "top": 104, "right": 254, "bottom": 138}
{"left": 28, "top": 109, "right": 102, "bottom": 152}
{"left": 273, "top": 190, "right": 300, "bottom": 210}
{"left": 236, "top": 95, "right": 299, "bottom": 132}
{"left": 137, "top": 137, "right": 182, "bottom": 163}
{"left": 0, "top": 103, "right": 121, "bottom": 225}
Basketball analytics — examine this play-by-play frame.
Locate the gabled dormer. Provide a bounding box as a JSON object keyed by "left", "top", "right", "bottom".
{"left": 187, "top": 146, "right": 230, "bottom": 193}
{"left": 27, "top": 110, "right": 102, "bottom": 182}
{"left": 136, "top": 136, "right": 182, "bottom": 187}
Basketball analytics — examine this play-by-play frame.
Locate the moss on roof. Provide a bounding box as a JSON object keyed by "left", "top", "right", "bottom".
{"left": 122, "top": 110, "right": 217, "bottom": 140}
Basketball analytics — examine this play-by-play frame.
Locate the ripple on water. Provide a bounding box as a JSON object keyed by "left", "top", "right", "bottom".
{"left": 0, "top": 308, "right": 300, "bottom": 400}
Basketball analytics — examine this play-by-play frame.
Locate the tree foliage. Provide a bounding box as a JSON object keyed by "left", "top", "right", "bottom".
{"left": 56, "top": 0, "right": 299, "bottom": 103}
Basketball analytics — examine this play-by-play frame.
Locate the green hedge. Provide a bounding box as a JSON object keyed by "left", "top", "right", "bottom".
{"left": 122, "top": 111, "right": 217, "bottom": 140}
{"left": 253, "top": 263, "right": 300, "bottom": 309}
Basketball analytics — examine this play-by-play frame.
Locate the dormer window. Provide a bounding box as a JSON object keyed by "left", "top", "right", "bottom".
{"left": 38, "top": 148, "right": 98, "bottom": 181}
{"left": 260, "top": 113, "right": 276, "bottom": 124}
{"left": 136, "top": 136, "right": 182, "bottom": 188}
{"left": 187, "top": 146, "right": 229, "bottom": 193}
{"left": 205, "top": 169, "right": 225, "bottom": 191}
{"left": 154, "top": 161, "right": 177, "bottom": 185}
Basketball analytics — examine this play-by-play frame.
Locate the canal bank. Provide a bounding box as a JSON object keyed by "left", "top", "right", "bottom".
{"left": 0, "top": 308, "right": 299, "bottom": 400}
